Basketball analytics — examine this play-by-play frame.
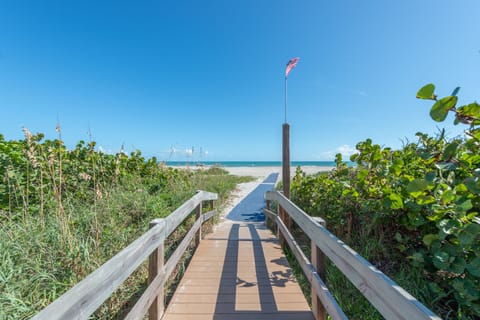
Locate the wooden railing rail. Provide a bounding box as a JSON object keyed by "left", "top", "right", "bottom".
{"left": 33, "top": 190, "right": 218, "bottom": 320}
{"left": 265, "top": 190, "right": 441, "bottom": 320}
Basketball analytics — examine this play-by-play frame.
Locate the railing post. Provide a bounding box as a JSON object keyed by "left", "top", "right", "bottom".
{"left": 265, "top": 199, "right": 270, "bottom": 227}
{"left": 149, "top": 219, "right": 164, "bottom": 320}
{"left": 195, "top": 202, "right": 202, "bottom": 246}
{"left": 311, "top": 217, "right": 327, "bottom": 320}
{"left": 278, "top": 207, "right": 286, "bottom": 247}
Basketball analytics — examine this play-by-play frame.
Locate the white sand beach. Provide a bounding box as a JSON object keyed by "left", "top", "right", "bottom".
{"left": 215, "top": 165, "right": 334, "bottom": 218}
{"left": 168, "top": 164, "right": 334, "bottom": 218}
{"left": 223, "top": 165, "right": 333, "bottom": 180}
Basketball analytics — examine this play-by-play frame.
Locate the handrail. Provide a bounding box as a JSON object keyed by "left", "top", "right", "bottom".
{"left": 33, "top": 190, "right": 218, "bottom": 320}
{"left": 268, "top": 208, "right": 348, "bottom": 320}
{"left": 265, "top": 190, "right": 441, "bottom": 320}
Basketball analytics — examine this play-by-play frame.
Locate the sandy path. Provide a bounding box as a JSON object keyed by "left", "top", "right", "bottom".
{"left": 217, "top": 165, "right": 333, "bottom": 220}
{"left": 169, "top": 165, "right": 334, "bottom": 220}
{"left": 223, "top": 165, "right": 333, "bottom": 180}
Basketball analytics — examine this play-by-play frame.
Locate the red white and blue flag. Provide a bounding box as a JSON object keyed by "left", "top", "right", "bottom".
{"left": 285, "top": 57, "right": 299, "bottom": 78}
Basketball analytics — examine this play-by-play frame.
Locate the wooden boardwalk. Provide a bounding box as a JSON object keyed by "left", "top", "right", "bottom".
{"left": 33, "top": 174, "right": 440, "bottom": 320}
{"left": 163, "top": 221, "right": 314, "bottom": 320}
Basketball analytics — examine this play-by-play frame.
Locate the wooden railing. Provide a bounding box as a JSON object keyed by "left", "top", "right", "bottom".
{"left": 264, "top": 190, "right": 441, "bottom": 320}
{"left": 33, "top": 190, "right": 218, "bottom": 320}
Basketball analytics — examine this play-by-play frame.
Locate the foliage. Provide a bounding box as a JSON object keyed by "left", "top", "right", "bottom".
{"left": 0, "top": 131, "right": 251, "bottom": 319}
{"left": 291, "top": 85, "right": 480, "bottom": 319}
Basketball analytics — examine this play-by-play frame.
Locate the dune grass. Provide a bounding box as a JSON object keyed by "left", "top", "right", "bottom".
{"left": 0, "top": 131, "right": 253, "bottom": 319}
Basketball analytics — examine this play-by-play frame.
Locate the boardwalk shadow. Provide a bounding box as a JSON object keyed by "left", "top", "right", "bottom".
{"left": 202, "top": 172, "right": 312, "bottom": 319}
{"left": 212, "top": 223, "right": 314, "bottom": 320}
{"left": 214, "top": 223, "right": 240, "bottom": 316}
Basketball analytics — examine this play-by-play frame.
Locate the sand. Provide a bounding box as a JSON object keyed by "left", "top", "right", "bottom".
{"left": 216, "top": 165, "right": 334, "bottom": 218}
{"left": 168, "top": 164, "right": 334, "bottom": 218}
{"left": 223, "top": 165, "right": 333, "bottom": 180}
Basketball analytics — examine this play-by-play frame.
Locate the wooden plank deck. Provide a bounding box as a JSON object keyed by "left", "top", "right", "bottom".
{"left": 163, "top": 221, "right": 314, "bottom": 320}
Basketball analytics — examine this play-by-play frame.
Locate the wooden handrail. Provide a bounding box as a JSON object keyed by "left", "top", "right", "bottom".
{"left": 265, "top": 190, "right": 441, "bottom": 320}
{"left": 33, "top": 190, "right": 218, "bottom": 320}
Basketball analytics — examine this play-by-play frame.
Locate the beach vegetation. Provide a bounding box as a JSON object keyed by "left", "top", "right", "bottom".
{"left": 0, "top": 131, "right": 252, "bottom": 319}
{"left": 291, "top": 84, "right": 480, "bottom": 319}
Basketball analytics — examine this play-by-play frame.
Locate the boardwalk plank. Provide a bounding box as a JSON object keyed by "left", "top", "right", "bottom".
{"left": 163, "top": 221, "right": 314, "bottom": 320}
{"left": 163, "top": 312, "right": 315, "bottom": 320}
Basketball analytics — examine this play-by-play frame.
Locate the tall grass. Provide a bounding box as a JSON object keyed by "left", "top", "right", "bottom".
{"left": 0, "top": 131, "right": 252, "bottom": 319}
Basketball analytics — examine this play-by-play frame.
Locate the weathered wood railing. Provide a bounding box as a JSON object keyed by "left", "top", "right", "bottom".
{"left": 33, "top": 190, "right": 218, "bottom": 320}
{"left": 264, "top": 190, "right": 441, "bottom": 320}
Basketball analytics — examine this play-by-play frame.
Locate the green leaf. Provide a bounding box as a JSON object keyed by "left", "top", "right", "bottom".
{"left": 459, "top": 223, "right": 480, "bottom": 246}
{"left": 417, "top": 195, "right": 436, "bottom": 205}
{"left": 406, "top": 179, "right": 429, "bottom": 193}
{"left": 357, "top": 169, "right": 369, "bottom": 181}
{"left": 470, "top": 302, "right": 480, "bottom": 316}
{"left": 433, "top": 251, "right": 450, "bottom": 269}
{"left": 423, "top": 234, "right": 438, "bottom": 246}
{"left": 430, "top": 96, "right": 458, "bottom": 122}
{"left": 438, "top": 219, "right": 460, "bottom": 236}
{"left": 416, "top": 83, "right": 436, "bottom": 100}
{"left": 431, "top": 239, "right": 442, "bottom": 251}
{"left": 411, "top": 252, "right": 425, "bottom": 264}
{"left": 435, "top": 162, "right": 458, "bottom": 171}
{"left": 395, "top": 232, "right": 403, "bottom": 242}
{"left": 467, "top": 257, "right": 480, "bottom": 277}
{"left": 390, "top": 159, "right": 404, "bottom": 176}
{"left": 458, "top": 102, "right": 480, "bottom": 118}
{"left": 456, "top": 199, "right": 473, "bottom": 213}
{"left": 455, "top": 183, "right": 468, "bottom": 193}
{"left": 388, "top": 193, "right": 404, "bottom": 209}
{"left": 428, "top": 282, "right": 447, "bottom": 298}
{"left": 451, "top": 86, "right": 461, "bottom": 96}
{"left": 441, "top": 189, "right": 455, "bottom": 203}
{"left": 461, "top": 153, "right": 480, "bottom": 166}
{"left": 465, "top": 177, "right": 480, "bottom": 194}
{"left": 473, "top": 129, "right": 480, "bottom": 141}
{"left": 450, "top": 257, "right": 466, "bottom": 274}
{"left": 442, "top": 142, "right": 459, "bottom": 161}
{"left": 442, "top": 243, "right": 458, "bottom": 256}
{"left": 452, "top": 278, "right": 480, "bottom": 301}
{"left": 7, "top": 169, "right": 16, "bottom": 178}
{"left": 425, "top": 171, "right": 437, "bottom": 182}
{"left": 407, "top": 211, "right": 427, "bottom": 226}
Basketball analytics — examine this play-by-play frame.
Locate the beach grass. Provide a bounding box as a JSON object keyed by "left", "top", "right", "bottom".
{"left": 0, "top": 134, "right": 255, "bottom": 319}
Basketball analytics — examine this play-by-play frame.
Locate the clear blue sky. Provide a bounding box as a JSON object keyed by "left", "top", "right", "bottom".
{"left": 1, "top": 1, "right": 479, "bottom": 161}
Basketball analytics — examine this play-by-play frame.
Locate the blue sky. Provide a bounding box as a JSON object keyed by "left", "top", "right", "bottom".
{"left": 1, "top": 1, "right": 479, "bottom": 161}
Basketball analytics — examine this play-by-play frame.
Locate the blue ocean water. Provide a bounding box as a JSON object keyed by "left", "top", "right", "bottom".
{"left": 165, "top": 160, "right": 354, "bottom": 167}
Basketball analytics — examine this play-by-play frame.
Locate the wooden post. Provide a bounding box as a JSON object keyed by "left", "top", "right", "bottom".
{"left": 280, "top": 123, "right": 291, "bottom": 247}
{"left": 278, "top": 207, "right": 285, "bottom": 247}
{"left": 282, "top": 123, "right": 291, "bottom": 199}
{"left": 311, "top": 217, "right": 327, "bottom": 320}
{"left": 195, "top": 202, "right": 202, "bottom": 246}
{"left": 149, "top": 219, "right": 164, "bottom": 320}
{"left": 265, "top": 199, "right": 269, "bottom": 226}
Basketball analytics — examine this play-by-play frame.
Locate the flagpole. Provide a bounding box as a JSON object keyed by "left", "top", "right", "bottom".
{"left": 284, "top": 76, "right": 288, "bottom": 123}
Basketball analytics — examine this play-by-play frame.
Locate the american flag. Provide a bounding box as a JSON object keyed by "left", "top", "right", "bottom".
{"left": 285, "top": 57, "right": 299, "bottom": 78}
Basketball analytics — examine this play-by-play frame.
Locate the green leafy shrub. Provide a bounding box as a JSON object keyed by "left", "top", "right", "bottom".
{"left": 291, "top": 84, "right": 479, "bottom": 319}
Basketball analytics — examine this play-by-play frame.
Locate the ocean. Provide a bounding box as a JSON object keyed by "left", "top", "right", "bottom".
{"left": 165, "top": 161, "right": 354, "bottom": 167}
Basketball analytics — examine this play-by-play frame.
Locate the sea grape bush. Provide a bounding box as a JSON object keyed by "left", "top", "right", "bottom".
{"left": 291, "top": 84, "right": 479, "bottom": 318}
